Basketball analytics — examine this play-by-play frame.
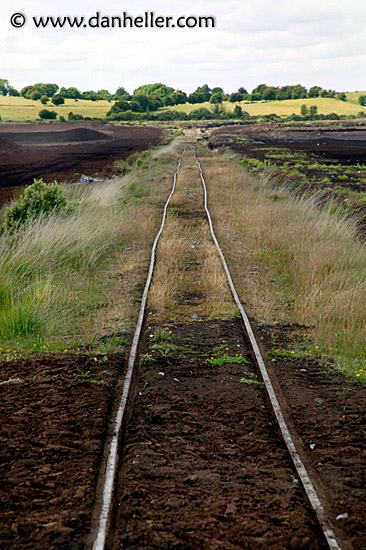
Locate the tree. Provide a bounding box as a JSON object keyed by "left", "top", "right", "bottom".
{"left": 114, "top": 86, "right": 131, "bottom": 100}
{"left": 172, "top": 90, "right": 187, "bottom": 104}
{"left": 8, "top": 86, "right": 20, "bottom": 96}
{"left": 59, "top": 86, "right": 82, "bottom": 99}
{"left": 233, "top": 105, "right": 243, "bottom": 118}
{"left": 336, "top": 92, "right": 346, "bottom": 101}
{"left": 96, "top": 89, "right": 112, "bottom": 100}
{"left": 263, "top": 87, "right": 276, "bottom": 101}
{"left": 133, "top": 83, "right": 174, "bottom": 99}
{"left": 230, "top": 92, "right": 243, "bottom": 102}
{"left": 82, "top": 91, "right": 99, "bottom": 101}
{"left": 300, "top": 104, "right": 308, "bottom": 116}
{"left": 309, "top": 105, "right": 318, "bottom": 116}
{"left": 291, "top": 84, "right": 307, "bottom": 99}
{"left": 30, "top": 90, "right": 41, "bottom": 101}
{"left": 308, "top": 86, "right": 322, "bottom": 98}
{"left": 188, "top": 84, "right": 211, "bottom": 104}
{"left": 51, "top": 95, "right": 65, "bottom": 106}
{"left": 39, "top": 109, "right": 57, "bottom": 119}
{"left": 0, "top": 78, "right": 10, "bottom": 96}
{"left": 189, "top": 107, "right": 213, "bottom": 120}
{"left": 238, "top": 87, "right": 248, "bottom": 95}
{"left": 40, "top": 83, "right": 59, "bottom": 97}
{"left": 210, "top": 92, "right": 223, "bottom": 104}
{"left": 211, "top": 87, "right": 224, "bottom": 95}
{"left": 358, "top": 95, "right": 366, "bottom": 106}
{"left": 41, "top": 95, "right": 49, "bottom": 104}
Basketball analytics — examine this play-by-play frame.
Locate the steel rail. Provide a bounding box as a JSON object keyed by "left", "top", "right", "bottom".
{"left": 91, "top": 147, "right": 186, "bottom": 550}
{"left": 192, "top": 146, "right": 342, "bottom": 550}
{"left": 91, "top": 142, "right": 342, "bottom": 550}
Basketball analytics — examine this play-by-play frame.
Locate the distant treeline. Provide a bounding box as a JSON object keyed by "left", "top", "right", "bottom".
{"left": 0, "top": 78, "right": 350, "bottom": 106}
{"left": 2, "top": 77, "right": 366, "bottom": 123}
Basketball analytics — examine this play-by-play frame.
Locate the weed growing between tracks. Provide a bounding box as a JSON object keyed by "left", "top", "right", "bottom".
{"left": 0, "top": 138, "right": 184, "bottom": 357}
{"left": 200, "top": 145, "right": 366, "bottom": 377}
{"left": 148, "top": 151, "right": 237, "bottom": 321}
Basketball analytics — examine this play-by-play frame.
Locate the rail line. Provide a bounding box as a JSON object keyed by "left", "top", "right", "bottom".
{"left": 91, "top": 142, "right": 343, "bottom": 550}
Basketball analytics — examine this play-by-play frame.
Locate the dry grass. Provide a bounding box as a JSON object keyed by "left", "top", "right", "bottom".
{"left": 148, "top": 152, "right": 237, "bottom": 322}
{"left": 0, "top": 96, "right": 111, "bottom": 122}
{"left": 199, "top": 147, "right": 366, "bottom": 374}
{"left": 0, "top": 137, "right": 185, "bottom": 353}
{"left": 162, "top": 97, "right": 366, "bottom": 117}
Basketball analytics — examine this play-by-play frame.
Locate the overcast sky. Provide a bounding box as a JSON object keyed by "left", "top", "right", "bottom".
{"left": 1, "top": 0, "right": 366, "bottom": 95}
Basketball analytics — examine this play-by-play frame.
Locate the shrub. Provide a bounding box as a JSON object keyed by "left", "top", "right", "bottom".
{"left": 39, "top": 109, "right": 57, "bottom": 120}
{"left": 3, "top": 179, "right": 68, "bottom": 232}
{"left": 30, "top": 90, "right": 41, "bottom": 101}
{"left": 52, "top": 94, "right": 65, "bottom": 106}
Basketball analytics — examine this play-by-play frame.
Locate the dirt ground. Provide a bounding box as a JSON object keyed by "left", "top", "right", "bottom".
{"left": 0, "top": 121, "right": 163, "bottom": 205}
{"left": 210, "top": 121, "right": 366, "bottom": 164}
{"left": 0, "top": 352, "right": 127, "bottom": 549}
{"left": 1, "top": 322, "right": 365, "bottom": 549}
{"left": 208, "top": 121, "right": 366, "bottom": 236}
{"left": 106, "top": 319, "right": 366, "bottom": 550}
{"left": 1, "top": 137, "right": 365, "bottom": 549}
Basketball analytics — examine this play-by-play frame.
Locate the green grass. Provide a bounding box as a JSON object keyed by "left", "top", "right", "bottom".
{"left": 345, "top": 91, "right": 366, "bottom": 105}
{"left": 0, "top": 139, "right": 182, "bottom": 358}
{"left": 239, "top": 371, "right": 264, "bottom": 388}
{"left": 2, "top": 94, "right": 366, "bottom": 122}
{"left": 207, "top": 354, "right": 249, "bottom": 367}
{"left": 162, "top": 98, "right": 366, "bottom": 118}
{"left": 0, "top": 96, "right": 112, "bottom": 122}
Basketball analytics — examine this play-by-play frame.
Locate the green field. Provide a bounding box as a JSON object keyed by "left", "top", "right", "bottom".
{"left": 1, "top": 94, "right": 366, "bottom": 123}
{"left": 0, "top": 96, "right": 112, "bottom": 122}
{"left": 163, "top": 97, "right": 366, "bottom": 117}
{"left": 345, "top": 91, "right": 366, "bottom": 105}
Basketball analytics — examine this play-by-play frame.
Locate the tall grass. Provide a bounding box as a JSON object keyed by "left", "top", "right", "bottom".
{"left": 0, "top": 137, "right": 184, "bottom": 351}
{"left": 0, "top": 194, "right": 121, "bottom": 344}
{"left": 201, "top": 149, "right": 366, "bottom": 375}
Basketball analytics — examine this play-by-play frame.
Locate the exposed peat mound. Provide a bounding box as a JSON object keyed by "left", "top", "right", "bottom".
{"left": 0, "top": 137, "right": 22, "bottom": 152}
{"left": 0, "top": 128, "right": 113, "bottom": 146}
{"left": 0, "top": 122, "right": 164, "bottom": 200}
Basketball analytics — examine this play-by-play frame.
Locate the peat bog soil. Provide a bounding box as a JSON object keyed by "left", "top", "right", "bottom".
{"left": 208, "top": 122, "right": 366, "bottom": 235}
{"left": 0, "top": 122, "right": 163, "bottom": 205}
{"left": 1, "top": 142, "right": 366, "bottom": 549}
{"left": 0, "top": 352, "right": 127, "bottom": 549}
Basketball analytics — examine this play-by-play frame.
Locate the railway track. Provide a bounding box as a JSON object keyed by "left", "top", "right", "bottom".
{"left": 90, "top": 141, "right": 346, "bottom": 550}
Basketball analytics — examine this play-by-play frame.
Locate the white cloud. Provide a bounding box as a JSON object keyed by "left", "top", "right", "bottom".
{"left": 1, "top": 0, "right": 366, "bottom": 93}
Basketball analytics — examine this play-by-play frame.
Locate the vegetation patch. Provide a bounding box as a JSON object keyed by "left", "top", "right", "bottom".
{"left": 207, "top": 354, "right": 249, "bottom": 367}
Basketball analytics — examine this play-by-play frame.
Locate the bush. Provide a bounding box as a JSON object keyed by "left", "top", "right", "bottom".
{"left": 39, "top": 109, "right": 57, "bottom": 120}
{"left": 30, "top": 90, "right": 41, "bottom": 101}
{"left": 3, "top": 179, "right": 68, "bottom": 232}
{"left": 52, "top": 94, "right": 65, "bottom": 106}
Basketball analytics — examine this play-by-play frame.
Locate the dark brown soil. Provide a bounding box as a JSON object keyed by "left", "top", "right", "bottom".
{"left": 0, "top": 122, "right": 163, "bottom": 205}
{"left": 105, "top": 318, "right": 364, "bottom": 550}
{"left": 2, "top": 321, "right": 366, "bottom": 549}
{"left": 0, "top": 352, "right": 127, "bottom": 549}
{"left": 259, "top": 323, "right": 366, "bottom": 550}
{"left": 208, "top": 122, "right": 366, "bottom": 236}
{"left": 210, "top": 122, "right": 366, "bottom": 165}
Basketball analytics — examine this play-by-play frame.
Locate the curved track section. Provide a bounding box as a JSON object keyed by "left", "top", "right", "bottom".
{"left": 91, "top": 143, "right": 342, "bottom": 550}
{"left": 92, "top": 148, "right": 186, "bottom": 550}
{"left": 193, "top": 148, "right": 342, "bottom": 550}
